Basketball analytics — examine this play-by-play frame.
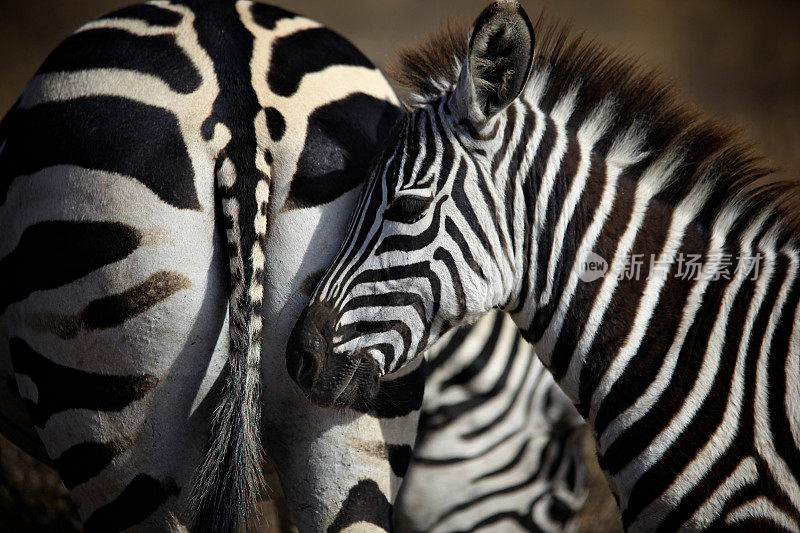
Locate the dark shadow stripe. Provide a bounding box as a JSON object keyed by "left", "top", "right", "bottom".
{"left": 9, "top": 338, "right": 157, "bottom": 428}
{"left": 83, "top": 474, "right": 179, "bottom": 532}
{"left": 351, "top": 358, "right": 425, "bottom": 419}
{"left": 103, "top": 4, "right": 182, "bottom": 27}
{"left": 37, "top": 28, "right": 200, "bottom": 94}
{"left": 0, "top": 221, "right": 141, "bottom": 314}
{"left": 53, "top": 441, "right": 122, "bottom": 489}
{"left": 284, "top": 93, "right": 400, "bottom": 210}
{"left": 268, "top": 27, "right": 374, "bottom": 97}
{"left": 431, "top": 437, "right": 563, "bottom": 527}
{"left": 34, "top": 270, "right": 193, "bottom": 339}
{"left": 426, "top": 324, "right": 470, "bottom": 374}
{"left": 0, "top": 96, "right": 199, "bottom": 209}
{"left": 82, "top": 270, "right": 192, "bottom": 330}
{"left": 327, "top": 479, "right": 392, "bottom": 533}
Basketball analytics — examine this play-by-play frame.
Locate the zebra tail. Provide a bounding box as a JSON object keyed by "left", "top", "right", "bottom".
{"left": 189, "top": 182, "right": 267, "bottom": 531}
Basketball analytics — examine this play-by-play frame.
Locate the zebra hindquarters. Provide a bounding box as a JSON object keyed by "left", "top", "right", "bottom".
{"left": 0, "top": 156, "right": 228, "bottom": 529}
{"left": 395, "top": 312, "right": 588, "bottom": 533}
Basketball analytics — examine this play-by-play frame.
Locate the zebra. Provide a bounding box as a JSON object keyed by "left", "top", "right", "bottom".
{"left": 0, "top": 1, "right": 589, "bottom": 531}
{"left": 396, "top": 312, "right": 587, "bottom": 533}
{"left": 0, "top": 1, "right": 410, "bottom": 530}
{"left": 288, "top": 1, "right": 800, "bottom": 531}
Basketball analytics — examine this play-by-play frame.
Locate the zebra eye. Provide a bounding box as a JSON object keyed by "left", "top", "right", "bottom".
{"left": 383, "top": 194, "right": 432, "bottom": 224}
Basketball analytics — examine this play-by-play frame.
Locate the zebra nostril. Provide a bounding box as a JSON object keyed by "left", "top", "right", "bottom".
{"left": 294, "top": 350, "right": 319, "bottom": 388}
{"left": 286, "top": 312, "right": 327, "bottom": 389}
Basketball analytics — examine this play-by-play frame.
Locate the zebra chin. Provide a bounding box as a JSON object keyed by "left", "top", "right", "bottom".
{"left": 286, "top": 303, "right": 381, "bottom": 408}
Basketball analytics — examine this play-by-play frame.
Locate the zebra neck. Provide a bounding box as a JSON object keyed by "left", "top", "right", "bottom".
{"left": 501, "top": 86, "right": 800, "bottom": 516}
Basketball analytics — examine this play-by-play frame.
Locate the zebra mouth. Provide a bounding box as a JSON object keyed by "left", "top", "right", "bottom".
{"left": 286, "top": 301, "right": 381, "bottom": 408}
{"left": 305, "top": 355, "right": 381, "bottom": 408}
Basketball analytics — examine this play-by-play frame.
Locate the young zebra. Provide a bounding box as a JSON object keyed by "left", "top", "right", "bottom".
{"left": 396, "top": 312, "right": 587, "bottom": 533}
{"left": 0, "top": 1, "right": 588, "bottom": 531}
{"left": 289, "top": 1, "right": 800, "bottom": 531}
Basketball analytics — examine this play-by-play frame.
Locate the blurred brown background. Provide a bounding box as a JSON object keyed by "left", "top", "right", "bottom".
{"left": 1, "top": 0, "right": 798, "bottom": 531}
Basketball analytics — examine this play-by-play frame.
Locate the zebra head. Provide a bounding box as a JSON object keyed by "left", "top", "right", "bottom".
{"left": 287, "top": 1, "right": 535, "bottom": 407}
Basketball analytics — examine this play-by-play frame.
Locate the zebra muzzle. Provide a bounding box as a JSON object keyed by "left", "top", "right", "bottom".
{"left": 286, "top": 302, "right": 381, "bottom": 408}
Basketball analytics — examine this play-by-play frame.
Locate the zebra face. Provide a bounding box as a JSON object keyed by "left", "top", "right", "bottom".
{"left": 287, "top": 1, "right": 535, "bottom": 407}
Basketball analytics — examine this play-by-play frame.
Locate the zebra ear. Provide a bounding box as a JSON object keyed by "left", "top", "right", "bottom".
{"left": 454, "top": 1, "right": 535, "bottom": 124}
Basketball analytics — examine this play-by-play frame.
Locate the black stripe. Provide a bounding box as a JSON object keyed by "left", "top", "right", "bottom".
{"left": 350, "top": 261, "right": 442, "bottom": 333}
{"left": 327, "top": 479, "right": 392, "bottom": 533}
{"left": 81, "top": 270, "right": 192, "bottom": 330}
{"left": 491, "top": 103, "right": 517, "bottom": 176}
{"left": 475, "top": 163, "right": 513, "bottom": 265}
{"left": 340, "top": 292, "right": 427, "bottom": 327}
{"left": 533, "top": 134, "right": 580, "bottom": 308}
{"left": 351, "top": 358, "right": 425, "bottom": 419}
{"left": 387, "top": 444, "right": 413, "bottom": 477}
{"left": 431, "top": 109, "right": 456, "bottom": 197}
{"left": 9, "top": 338, "right": 157, "bottom": 428}
{"left": 53, "top": 441, "right": 121, "bottom": 490}
{"left": 425, "top": 330, "right": 522, "bottom": 436}
{"left": 40, "top": 270, "right": 193, "bottom": 339}
{"left": 444, "top": 217, "right": 487, "bottom": 281}
{"left": 442, "top": 314, "right": 503, "bottom": 388}
{"left": 433, "top": 247, "right": 466, "bottom": 322}
{"left": 264, "top": 106, "right": 286, "bottom": 141}
{"left": 84, "top": 474, "right": 179, "bottom": 532}
{"left": 268, "top": 28, "right": 374, "bottom": 97}
{"left": 37, "top": 28, "right": 200, "bottom": 94}
{"left": 376, "top": 195, "right": 446, "bottom": 254}
{"left": 416, "top": 115, "right": 437, "bottom": 184}
{"left": 425, "top": 325, "right": 470, "bottom": 375}
{"left": 451, "top": 160, "right": 493, "bottom": 251}
{"left": 461, "top": 342, "right": 534, "bottom": 441}
{"left": 509, "top": 116, "right": 555, "bottom": 315}
{"left": 0, "top": 96, "right": 199, "bottom": 209}
{"left": 768, "top": 261, "right": 800, "bottom": 491}
{"left": 249, "top": 2, "right": 294, "bottom": 30}
{"left": 104, "top": 4, "right": 182, "bottom": 27}
{"left": 0, "top": 221, "right": 141, "bottom": 314}
{"left": 285, "top": 93, "right": 400, "bottom": 210}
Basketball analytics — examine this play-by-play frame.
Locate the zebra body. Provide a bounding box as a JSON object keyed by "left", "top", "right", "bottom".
{"left": 1, "top": 1, "right": 589, "bottom": 531}
{"left": 397, "top": 312, "right": 587, "bottom": 533}
{"left": 290, "top": 1, "right": 800, "bottom": 531}
{"left": 0, "top": 1, "right": 405, "bottom": 530}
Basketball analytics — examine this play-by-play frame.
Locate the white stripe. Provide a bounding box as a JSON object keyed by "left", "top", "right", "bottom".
{"left": 592, "top": 181, "right": 712, "bottom": 430}
{"left": 754, "top": 247, "right": 800, "bottom": 514}
{"left": 677, "top": 456, "right": 758, "bottom": 530}
{"left": 531, "top": 125, "right": 647, "bottom": 374}
{"left": 561, "top": 149, "right": 680, "bottom": 402}
{"left": 599, "top": 203, "right": 736, "bottom": 450}
{"left": 539, "top": 99, "right": 613, "bottom": 306}
{"left": 632, "top": 213, "right": 773, "bottom": 519}
{"left": 726, "top": 497, "right": 800, "bottom": 532}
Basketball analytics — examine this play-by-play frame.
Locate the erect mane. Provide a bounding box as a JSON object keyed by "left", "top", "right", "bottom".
{"left": 390, "top": 12, "right": 800, "bottom": 240}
